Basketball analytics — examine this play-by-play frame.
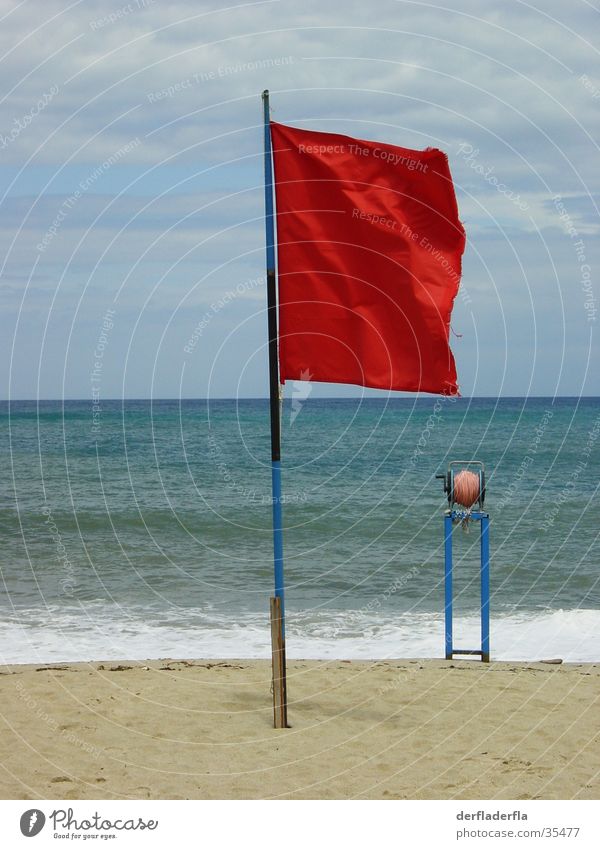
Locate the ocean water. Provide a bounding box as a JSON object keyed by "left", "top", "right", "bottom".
{"left": 1, "top": 397, "right": 599, "bottom": 663}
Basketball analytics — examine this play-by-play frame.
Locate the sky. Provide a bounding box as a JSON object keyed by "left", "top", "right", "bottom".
{"left": 1, "top": 0, "right": 599, "bottom": 399}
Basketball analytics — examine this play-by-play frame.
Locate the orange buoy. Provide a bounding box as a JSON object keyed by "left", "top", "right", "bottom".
{"left": 453, "top": 469, "right": 480, "bottom": 509}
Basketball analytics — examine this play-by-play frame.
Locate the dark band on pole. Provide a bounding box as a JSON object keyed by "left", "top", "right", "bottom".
{"left": 267, "top": 270, "right": 280, "bottom": 461}
{"left": 262, "top": 90, "right": 281, "bottom": 462}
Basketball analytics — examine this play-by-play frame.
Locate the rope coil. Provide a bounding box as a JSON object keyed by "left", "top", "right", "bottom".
{"left": 452, "top": 469, "right": 482, "bottom": 531}
{"left": 453, "top": 469, "right": 481, "bottom": 509}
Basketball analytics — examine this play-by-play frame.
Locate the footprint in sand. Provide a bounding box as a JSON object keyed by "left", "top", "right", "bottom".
{"left": 132, "top": 786, "right": 151, "bottom": 798}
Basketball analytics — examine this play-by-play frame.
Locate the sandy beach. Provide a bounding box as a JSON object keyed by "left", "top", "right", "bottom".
{"left": 1, "top": 658, "right": 598, "bottom": 800}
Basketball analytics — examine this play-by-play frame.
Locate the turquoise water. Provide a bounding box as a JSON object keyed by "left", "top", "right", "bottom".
{"left": 1, "top": 397, "right": 599, "bottom": 662}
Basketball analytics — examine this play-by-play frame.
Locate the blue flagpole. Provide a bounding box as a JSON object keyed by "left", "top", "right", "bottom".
{"left": 262, "top": 89, "right": 288, "bottom": 727}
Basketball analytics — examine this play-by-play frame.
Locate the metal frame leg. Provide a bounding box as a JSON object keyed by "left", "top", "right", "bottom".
{"left": 444, "top": 514, "right": 453, "bottom": 660}
{"left": 480, "top": 515, "right": 490, "bottom": 662}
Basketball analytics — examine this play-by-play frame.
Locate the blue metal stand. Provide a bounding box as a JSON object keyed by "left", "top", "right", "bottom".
{"left": 444, "top": 510, "right": 490, "bottom": 662}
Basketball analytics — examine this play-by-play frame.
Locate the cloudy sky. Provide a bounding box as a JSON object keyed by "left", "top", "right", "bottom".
{"left": 1, "top": 0, "right": 599, "bottom": 399}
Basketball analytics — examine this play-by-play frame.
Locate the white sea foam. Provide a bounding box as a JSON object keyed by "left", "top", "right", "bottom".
{"left": 0, "top": 605, "right": 599, "bottom": 665}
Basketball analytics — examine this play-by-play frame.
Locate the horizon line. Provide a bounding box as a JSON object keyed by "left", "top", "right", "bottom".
{"left": 2, "top": 395, "right": 599, "bottom": 402}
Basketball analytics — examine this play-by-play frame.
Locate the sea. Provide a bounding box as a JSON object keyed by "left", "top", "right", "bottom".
{"left": 1, "top": 397, "right": 599, "bottom": 664}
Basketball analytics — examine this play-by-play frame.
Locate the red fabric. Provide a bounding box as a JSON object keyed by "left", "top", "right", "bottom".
{"left": 270, "top": 122, "right": 466, "bottom": 395}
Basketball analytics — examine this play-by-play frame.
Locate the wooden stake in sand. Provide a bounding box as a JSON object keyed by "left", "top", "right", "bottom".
{"left": 270, "top": 595, "right": 288, "bottom": 728}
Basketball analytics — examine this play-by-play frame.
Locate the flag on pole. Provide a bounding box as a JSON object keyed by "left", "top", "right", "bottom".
{"left": 270, "top": 122, "right": 466, "bottom": 395}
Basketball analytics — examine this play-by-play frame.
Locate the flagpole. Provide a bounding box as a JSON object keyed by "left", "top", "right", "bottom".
{"left": 262, "top": 89, "right": 288, "bottom": 728}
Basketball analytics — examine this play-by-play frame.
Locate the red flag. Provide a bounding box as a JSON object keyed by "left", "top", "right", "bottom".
{"left": 270, "top": 122, "right": 466, "bottom": 395}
